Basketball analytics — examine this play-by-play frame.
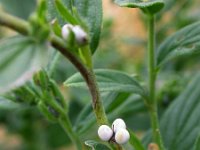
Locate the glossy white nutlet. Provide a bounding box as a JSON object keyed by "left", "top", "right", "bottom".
{"left": 98, "top": 125, "right": 113, "bottom": 141}
{"left": 112, "top": 118, "right": 126, "bottom": 132}
{"left": 61, "top": 24, "right": 73, "bottom": 40}
{"left": 115, "top": 128, "right": 130, "bottom": 145}
{"left": 72, "top": 25, "right": 87, "bottom": 45}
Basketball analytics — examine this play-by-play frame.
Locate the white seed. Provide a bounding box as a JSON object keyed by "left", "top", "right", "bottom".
{"left": 98, "top": 125, "right": 113, "bottom": 141}
{"left": 115, "top": 128, "right": 130, "bottom": 144}
{"left": 112, "top": 118, "right": 126, "bottom": 133}
{"left": 72, "top": 25, "right": 87, "bottom": 45}
{"left": 61, "top": 24, "right": 73, "bottom": 40}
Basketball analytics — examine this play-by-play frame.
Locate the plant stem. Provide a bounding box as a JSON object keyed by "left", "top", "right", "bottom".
{"left": 0, "top": 11, "right": 29, "bottom": 35}
{"left": 116, "top": 144, "right": 123, "bottom": 150}
{"left": 147, "top": 15, "right": 165, "bottom": 150}
{"left": 0, "top": 11, "right": 108, "bottom": 125}
{"left": 88, "top": 68, "right": 108, "bottom": 125}
{"left": 51, "top": 37, "right": 108, "bottom": 125}
{"left": 59, "top": 115, "right": 82, "bottom": 150}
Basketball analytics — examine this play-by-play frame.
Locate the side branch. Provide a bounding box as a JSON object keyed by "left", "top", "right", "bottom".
{"left": 0, "top": 11, "right": 107, "bottom": 125}
{"left": 0, "top": 11, "right": 29, "bottom": 35}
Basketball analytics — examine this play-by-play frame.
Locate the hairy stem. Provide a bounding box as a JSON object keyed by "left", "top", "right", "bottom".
{"left": 147, "top": 15, "right": 165, "bottom": 150}
{"left": 51, "top": 37, "right": 108, "bottom": 125}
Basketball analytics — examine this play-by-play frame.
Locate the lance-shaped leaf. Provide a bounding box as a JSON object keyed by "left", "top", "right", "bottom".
{"left": 194, "top": 136, "right": 200, "bottom": 150}
{"left": 54, "top": 0, "right": 78, "bottom": 25}
{"left": 85, "top": 140, "right": 111, "bottom": 150}
{"left": 156, "top": 21, "right": 200, "bottom": 67}
{"left": 48, "top": 0, "right": 102, "bottom": 53}
{"left": 64, "top": 69, "right": 146, "bottom": 96}
{"left": 0, "top": 36, "right": 49, "bottom": 94}
{"left": 47, "top": 0, "right": 72, "bottom": 25}
{"left": 74, "top": 0, "right": 103, "bottom": 53}
{"left": 143, "top": 73, "right": 200, "bottom": 150}
{"left": 114, "top": 0, "right": 164, "bottom": 14}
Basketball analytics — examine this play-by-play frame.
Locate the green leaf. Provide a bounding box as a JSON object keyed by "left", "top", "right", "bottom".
{"left": 194, "top": 136, "right": 200, "bottom": 150}
{"left": 0, "top": 36, "right": 49, "bottom": 94}
{"left": 47, "top": 0, "right": 102, "bottom": 53}
{"left": 54, "top": 0, "right": 78, "bottom": 25}
{"left": 114, "top": 0, "right": 165, "bottom": 14}
{"left": 0, "top": 0, "right": 36, "bottom": 19}
{"left": 0, "top": 96, "right": 19, "bottom": 110}
{"left": 47, "top": 0, "right": 72, "bottom": 25}
{"left": 74, "top": 92, "right": 145, "bottom": 135}
{"left": 74, "top": 0, "right": 103, "bottom": 53}
{"left": 5, "top": 82, "right": 38, "bottom": 105}
{"left": 64, "top": 69, "right": 145, "bottom": 96}
{"left": 156, "top": 21, "right": 200, "bottom": 67}
{"left": 153, "top": 73, "right": 200, "bottom": 150}
{"left": 129, "top": 130, "right": 146, "bottom": 150}
{"left": 85, "top": 140, "right": 111, "bottom": 150}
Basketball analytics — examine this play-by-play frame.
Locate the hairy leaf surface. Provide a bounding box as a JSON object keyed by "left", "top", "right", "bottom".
{"left": 0, "top": 36, "right": 49, "bottom": 94}
{"left": 156, "top": 21, "right": 200, "bottom": 67}
{"left": 64, "top": 69, "right": 145, "bottom": 96}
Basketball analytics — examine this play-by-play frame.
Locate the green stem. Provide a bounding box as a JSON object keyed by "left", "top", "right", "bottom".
{"left": 116, "top": 144, "right": 123, "bottom": 150}
{"left": 0, "top": 10, "right": 29, "bottom": 35}
{"left": 51, "top": 37, "right": 108, "bottom": 125}
{"left": 147, "top": 15, "right": 165, "bottom": 150}
{"left": 88, "top": 68, "right": 108, "bottom": 125}
{"left": 59, "top": 116, "right": 82, "bottom": 150}
{"left": 84, "top": 46, "right": 108, "bottom": 125}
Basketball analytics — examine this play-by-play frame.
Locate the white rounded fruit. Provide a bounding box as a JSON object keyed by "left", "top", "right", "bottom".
{"left": 112, "top": 118, "right": 126, "bottom": 132}
{"left": 72, "top": 25, "right": 87, "bottom": 45}
{"left": 61, "top": 24, "right": 73, "bottom": 40}
{"left": 115, "top": 128, "right": 130, "bottom": 145}
{"left": 98, "top": 125, "right": 113, "bottom": 141}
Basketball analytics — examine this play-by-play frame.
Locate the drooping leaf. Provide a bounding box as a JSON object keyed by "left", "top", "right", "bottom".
{"left": 85, "top": 140, "right": 111, "bottom": 150}
{"left": 0, "top": 36, "right": 49, "bottom": 94}
{"left": 144, "top": 73, "right": 200, "bottom": 150}
{"left": 156, "top": 21, "right": 200, "bottom": 67}
{"left": 64, "top": 69, "right": 146, "bottom": 96}
{"left": 114, "top": 0, "right": 164, "bottom": 14}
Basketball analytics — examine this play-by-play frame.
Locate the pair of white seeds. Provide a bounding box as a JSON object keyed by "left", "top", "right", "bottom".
{"left": 98, "top": 118, "right": 130, "bottom": 145}
{"left": 61, "top": 24, "right": 87, "bottom": 45}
